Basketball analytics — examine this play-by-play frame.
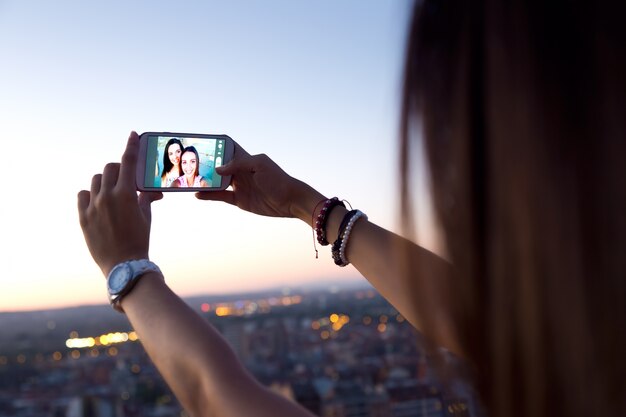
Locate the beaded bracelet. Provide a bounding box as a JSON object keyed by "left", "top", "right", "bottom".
{"left": 338, "top": 210, "right": 367, "bottom": 265}
{"left": 331, "top": 209, "right": 367, "bottom": 267}
{"left": 314, "top": 197, "right": 346, "bottom": 246}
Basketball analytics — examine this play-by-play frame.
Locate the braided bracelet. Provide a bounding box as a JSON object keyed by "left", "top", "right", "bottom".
{"left": 331, "top": 209, "right": 367, "bottom": 267}
{"left": 314, "top": 197, "right": 346, "bottom": 246}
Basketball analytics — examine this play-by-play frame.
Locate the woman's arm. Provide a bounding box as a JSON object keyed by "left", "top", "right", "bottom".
{"left": 312, "top": 205, "right": 458, "bottom": 353}
{"left": 77, "top": 132, "right": 316, "bottom": 416}
{"left": 197, "top": 145, "right": 458, "bottom": 352}
{"left": 122, "top": 274, "right": 316, "bottom": 417}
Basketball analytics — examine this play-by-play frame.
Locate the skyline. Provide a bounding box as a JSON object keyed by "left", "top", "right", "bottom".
{"left": 0, "top": 1, "right": 440, "bottom": 312}
{"left": 0, "top": 285, "right": 478, "bottom": 417}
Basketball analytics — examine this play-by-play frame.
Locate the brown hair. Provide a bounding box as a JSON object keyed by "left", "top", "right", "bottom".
{"left": 401, "top": 1, "right": 626, "bottom": 416}
{"left": 161, "top": 138, "right": 184, "bottom": 180}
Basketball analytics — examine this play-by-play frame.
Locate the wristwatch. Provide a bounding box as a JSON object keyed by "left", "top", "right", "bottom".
{"left": 107, "top": 259, "right": 162, "bottom": 312}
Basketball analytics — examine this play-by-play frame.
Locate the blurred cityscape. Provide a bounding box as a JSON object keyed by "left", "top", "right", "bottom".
{"left": 0, "top": 284, "right": 480, "bottom": 417}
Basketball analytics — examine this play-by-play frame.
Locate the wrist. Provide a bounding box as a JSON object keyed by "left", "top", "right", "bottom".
{"left": 324, "top": 204, "right": 348, "bottom": 243}
{"left": 107, "top": 259, "right": 163, "bottom": 313}
{"left": 100, "top": 252, "right": 150, "bottom": 278}
{"left": 288, "top": 180, "right": 326, "bottom": 225}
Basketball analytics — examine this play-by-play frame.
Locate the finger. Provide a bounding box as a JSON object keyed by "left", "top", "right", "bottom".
{"left": 232, "top": 140, "right": 251, "bottom": 160}
{"left": 195, "top": 190, "right": 235, "bottom": 205}
{"left": 91, "top": 174, "right": 103, "bottom": 196}
{"left": 101, "top": 163, "right": 121, "bottom": 191}
{"left": 216, "top": 155, "right": 256, "bottom": 176}
{"left": 215, "top": 141, "right": 253, "bottom": 175}
{"left": 77, "top": 190, "right": 91, "bottom": 227}
{"left": 118, "top": 131, "right": 140, "bottom": 191}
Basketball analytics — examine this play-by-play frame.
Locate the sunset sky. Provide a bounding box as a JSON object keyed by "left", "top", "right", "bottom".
{"left": 0, "top": 1, "right": 439, "bottom": 312}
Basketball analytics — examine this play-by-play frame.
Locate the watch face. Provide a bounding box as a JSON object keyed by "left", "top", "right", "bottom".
{"left": 108, "top": 264, "right": 132, "bottom": 294}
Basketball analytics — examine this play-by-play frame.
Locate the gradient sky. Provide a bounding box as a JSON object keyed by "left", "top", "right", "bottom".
{"left": 0, "top": 0, "right": 439, "bottom": 312}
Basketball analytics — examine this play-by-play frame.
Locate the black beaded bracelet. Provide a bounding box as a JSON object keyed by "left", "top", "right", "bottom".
{"left": 331, "top": 209, "right": 367, "bottom": 267}
{"left": 331, "top": 210, "right": 358, "bottom": 266}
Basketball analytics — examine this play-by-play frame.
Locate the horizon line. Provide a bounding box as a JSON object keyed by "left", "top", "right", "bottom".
{"left": 0, "top": 278, "right": 374, "bottom": 315}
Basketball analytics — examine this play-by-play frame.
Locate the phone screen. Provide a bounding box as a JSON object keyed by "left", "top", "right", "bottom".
{"left": 143, "top": 134, "right": 227, "bottom": 189}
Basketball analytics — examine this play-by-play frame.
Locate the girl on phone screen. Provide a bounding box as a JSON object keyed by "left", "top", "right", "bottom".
{"left": 160, "top": 138, "right": 184, "bottom": 187}
{"left": 171, "top": 146, "right": 209, "bottom": 188}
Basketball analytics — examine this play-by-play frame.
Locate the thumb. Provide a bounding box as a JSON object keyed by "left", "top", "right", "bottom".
{"left": 138, "top": 192, "right": 163, "bottom": 219}
{"left": 195, "top": 190, "right": 235, "bottom": 205}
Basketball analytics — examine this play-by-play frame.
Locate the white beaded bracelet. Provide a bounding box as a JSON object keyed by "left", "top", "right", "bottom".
{"left": 331, "top": 210, "right": 367, "bottom": 267}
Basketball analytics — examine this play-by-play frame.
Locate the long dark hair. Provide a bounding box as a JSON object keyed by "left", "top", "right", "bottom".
{"left": 161, "top": 138, "right": 184, "bottom": 180}
{"left": 401, "top": 1, "right": 625, "bottom": 416}
{"left": 181, "top": 146, "right": 200, "bottom": 178}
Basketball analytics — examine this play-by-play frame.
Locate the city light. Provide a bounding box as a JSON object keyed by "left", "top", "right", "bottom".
{"left": 100, "top": 332, "right": 129, "bottom": 345}
{"left": 65, "top": 331, "right": 138, "bottom": 350}
{"left": 66, "top": 337, "right": 96, "bottom": 349}
{"left": 311, "top": 314, "right": 351, "bottom": 334}
{"left": 210, "top": 295, "right": 304, "bottom": 317}
{"left": 215, "top": 306, "right": 232, "bottom": 316}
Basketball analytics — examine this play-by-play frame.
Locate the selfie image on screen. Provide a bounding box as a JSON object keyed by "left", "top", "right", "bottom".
{"left": 145, "top": 135, "right": 225, "bottom": 189}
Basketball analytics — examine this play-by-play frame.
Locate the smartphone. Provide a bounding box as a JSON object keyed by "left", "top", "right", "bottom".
{"left": 136, "top": 132, "right": 235, "bottom": 191}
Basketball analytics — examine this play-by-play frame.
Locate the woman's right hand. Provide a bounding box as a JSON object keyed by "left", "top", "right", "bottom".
{"left": 196, "top": 141, "right": 325, "bottom": 223}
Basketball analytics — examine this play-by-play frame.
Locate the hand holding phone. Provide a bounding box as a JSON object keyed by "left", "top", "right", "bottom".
{"left": 79, "top": 132, "right": 162, "bottom": 276}
{"left": 196, "top": 142, "right": 326, "bottom": 223}
{"left": 136, "top": 132, "right": 235, "bottom": 192}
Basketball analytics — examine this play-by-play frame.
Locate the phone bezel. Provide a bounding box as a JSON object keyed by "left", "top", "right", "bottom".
{"left": 136, "top": 132, "right": 234, "bottom": 192}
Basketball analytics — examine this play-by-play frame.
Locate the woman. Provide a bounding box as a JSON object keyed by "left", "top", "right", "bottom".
{"left": 77, "top": 1, "right": 624, "bottom": 416}
{"left": 160, "top": 138, "right": 184, "bottom": 187}
{"left": 170, "top": 146, "right": 209, "bottom": 188}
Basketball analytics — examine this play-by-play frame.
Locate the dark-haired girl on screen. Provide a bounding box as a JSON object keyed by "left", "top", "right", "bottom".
{"left": 160, "top": 138, "right": 184, "bottom": 187}
{"left": 171, "top": 146, "right": 209, "bottom": 188}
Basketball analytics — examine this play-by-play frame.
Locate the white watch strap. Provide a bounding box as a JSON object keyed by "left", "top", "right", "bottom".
{"left": 108, "top": 259, "right": 163, "bottom": 313}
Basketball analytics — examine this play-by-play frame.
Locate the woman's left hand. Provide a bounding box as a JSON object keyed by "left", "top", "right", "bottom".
{"left": 77, "top": 131, "right": 162, "bottom": 277}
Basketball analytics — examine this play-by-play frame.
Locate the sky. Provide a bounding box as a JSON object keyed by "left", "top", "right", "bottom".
{"left": 0, "top": 0, "right": 439, "bottom": 312}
